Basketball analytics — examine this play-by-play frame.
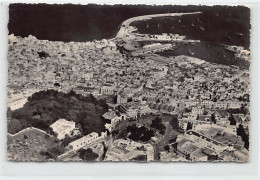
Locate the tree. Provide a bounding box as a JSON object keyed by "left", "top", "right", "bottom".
{"left": 229, "top": 114, "right": 236, "bottom": 126}
{"left": 186, "top": 121, "right": 193, "bottom": 131}
{"left": 211, "top": 113, "right": 216, "bottom": 124}
{"left": 112, "top": 129, "right": 119, "bottom": 136}
{"left": 184, "top": 108, "right": 192, "bottom": 113}
{"left": 47, "top": 144, "right": 65, "bottom": 157}
{"left": 172, "top": 142, "right": 178, "bottom": 150}
{"left": 46, "top": 127, "right": 55, "bottom": 136}
{"left": 7, "top": 107, "right": 12, "bottom": 119}
{"left": 125, "top": 125, "right": 155, "bottom": 142}
{"left": 212, "top": 97, "right": 217, "bottom": 102}
{"left": 170, "top": 116, "right": 179, "bottom": 130}
{"left": 132, "top": 155, "right": 147, "bottom": 161}
{"left": 9, "top": 90, "right": 108, "bottom": 135}
{"left": 164, "top": 145, "right": 170, "bottom": 152}
{"left": 150, "top": 117, "right": 166, "bottom": 134}
{"left": 79, "top": 148, "right": 98, "bottom": 161}
{"left": 62, "top": 134, "right": 82, "bottom": 147}
{"left": 228, "top": 106, "right": 248, "bottom": 114}
{"left": 237, "top": 124, "right": 249, "bottom": 150}
{"left": 169, "top": 138, "right": 177, "bottom": 144}
{"left": 8, "top": 119, "right": 22, "bottom": 134}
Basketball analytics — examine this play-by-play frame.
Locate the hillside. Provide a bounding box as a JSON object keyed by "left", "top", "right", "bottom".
{"left": 8, "top": 90, "right": 109, "bottom": 135}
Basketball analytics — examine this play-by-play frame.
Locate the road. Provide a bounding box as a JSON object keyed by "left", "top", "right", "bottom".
{"left": 58, "top": 137, "right": 107, "bottom": 161}
{"left": 114, "top": 12, "right": 202, "bottom": 43}
{"left": 153, "top": 122, "right": 171, "bottom": 161}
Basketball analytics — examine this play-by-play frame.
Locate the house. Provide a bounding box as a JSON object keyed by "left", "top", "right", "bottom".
{"left": 118, "top": 104, "right": 138, "bottom": 119}
{"left": 105, "top": 123, "right": 112, "bottom": 131}
{"left": 82, "top": 72, "right": 93, "bottom": 80}
{"left": 103, "top": 110, "right": 126, "bottom": 128}
{"left": 105, "top": 139, "right": 154, "bottom": 161}
{"left": 200, "top": 100, "right": 213, "bottom": 108}
{"left": 228, "top": 101, "right": 242, "bottom": 109}
{"left": 214, "top": 102, "right": 228, "bottom": 109}
{"left": 185, "top": 130, "right": 227, "bottom": 152}
{"left": 100, "top": 82, "right": 116, "bottom": 95}
{"left": 197, "top": 115, "right": 211, "bottom": 123}
{"left": 190, "top": 151, "right": 208, "bottom": 161}
{"left": 178, "top": 120, "right": 188, "bottom": 131}
{"left": 117, "top": 93, "right": 128, "bottom": 104}
{"left": 138, "top": 101, "right": 151, "bottom": 115}
{"left": 201, "top": 147, "right": 218, "bottom": 161}
{"left": 214, "top": 110, "right": 230, "bottom": 126}
{"left": 177, "top": 140, "right": 199, "bottom": 160}
{"left": 219, "top": 149, "right": 249, "bottom": 162}
{"left": 191, "top": 106, "right": 205, "bottom": 116}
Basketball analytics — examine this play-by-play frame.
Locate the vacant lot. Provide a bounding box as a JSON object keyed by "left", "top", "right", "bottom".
{"left": 7, "top": 128, "right": 62, "bottom": 161}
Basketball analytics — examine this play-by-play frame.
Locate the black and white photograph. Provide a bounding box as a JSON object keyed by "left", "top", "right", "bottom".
{"left": 6, "top": 4, "right": 251, "bottom": 162}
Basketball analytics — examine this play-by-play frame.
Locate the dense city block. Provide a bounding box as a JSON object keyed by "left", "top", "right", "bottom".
{"left": 7, "top": 5, "right": 250, "bottom": 162}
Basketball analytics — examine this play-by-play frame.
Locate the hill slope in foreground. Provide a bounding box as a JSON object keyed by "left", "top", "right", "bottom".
{"left": 8, "top": 90, "right": 109, "bottom": 135}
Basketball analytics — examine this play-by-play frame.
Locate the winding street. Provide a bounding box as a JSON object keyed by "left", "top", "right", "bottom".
{"left": 153, "top": 122, "right": 171, "bottom": 161}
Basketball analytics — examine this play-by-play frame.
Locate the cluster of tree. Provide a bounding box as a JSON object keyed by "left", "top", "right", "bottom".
{"left": 169, "top": 137, "right": 177, "bottom": 144}
{"left": 8, "top": 90, "right": 109, "bottom": 135}
{"left": 62, "top": 134, "right": 83, "bottom": 147}
{"left": 229, "top": 114, "right": 237, "bottom": 126}
{"left": 184, "top": 108, "right": 192, "bottom": 113}
{"left": 237, "top": 94, "right": 250, "bottom": 102}
{"left": 39, "top": 150, "right": 56, "bottom": 160}
{"left": 150, "top": 117, "right": 166, "bottom": 134}
{"left": 7, "top": 118, "right": 23, "bottom": 134}
{"left": 78, "top": 148, "right": 99, "bottom": 161}
{"left": 122, "top": 125, "right": 155, "bottom": 142}
{"left": 131, "top": 155, "right": 147, "bottom": 162}
{"left": 186, "top": 121, "right": 193, "bottom": 131}
{"left": 101, "top": 142, "right": 108, "bottom": 161}
{"left": 112, "top": 129, "right": 119, "bottom": 137}
{"left": 46, "top": 143, "right": 66, "bottom": 158}
{"left": 237, "top": 124, "right": 249, "bottom": 150}
{"left": 164, "top": 145, "right": 170, "bottom": 152}
{"left": 228, "top": 106, "right": 248, "bottom": 115}
{"left": 37, "top": 51, "right": 50, "bottom": 58}
{"left": 170, "top": 115, "right": 179, "bottom": 131}
{"left": 211, "top": 113, "right": 216, "bottom": 124}
{"left": 38, "top": 141, "right": 65, "bottom": 160}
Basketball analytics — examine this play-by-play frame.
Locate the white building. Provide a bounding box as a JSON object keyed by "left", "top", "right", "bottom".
{"left": 100, "top": 83, "right": 116, "bottom": 95}
{"left": 50, "top": 119, "right": 75, "bottom": 140}
{"left": 117, "top": 94, "right": 128, "bottom": 104}
{"left": 185, "top": 130, "right": 227, "bottom": 152}
{"left": 138, "top": 101, "right": 151, "bottom": 115}
{"left": 69, "top": 132, "right": 99, "bottom": 150}
{"left": 214, "top": 102, "right": 228, "bottom": 109}
{"left": 191, "top": 106, "right": 204, "bottom": 116}
{"left": 103, "top": 110, "right": 126, "bottom": 128}
{"left": 82, "top": 72, "right": 93, "bottom": 80}
{"left": 118, "top": 104, "right": 138, "bottom": 119}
